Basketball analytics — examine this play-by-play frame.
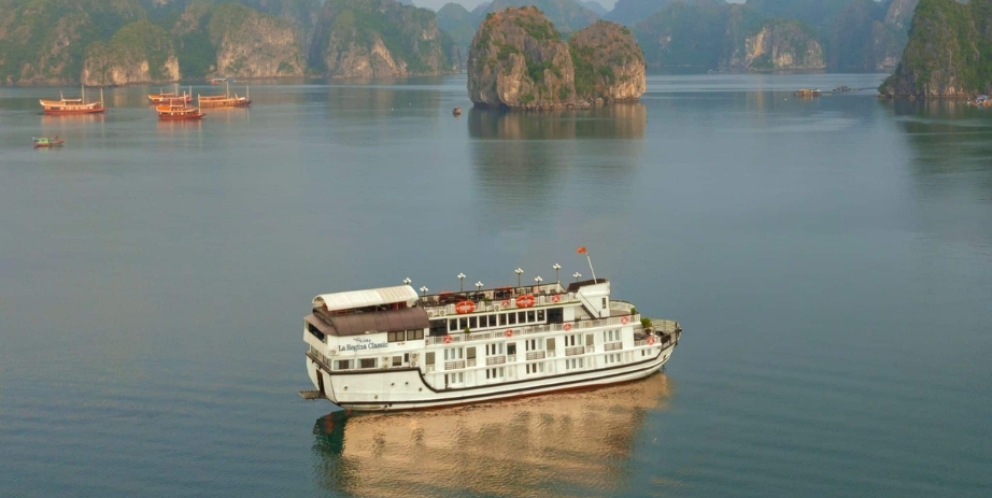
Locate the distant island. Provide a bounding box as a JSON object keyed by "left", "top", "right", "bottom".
{"left": 440, "top": 0, "right": 920, "bottom": 73}
{"left": 0, "top": 0, "right": 929, "bottom": 87}
{"left": 0, "top": 0, "right": 453, "bottom": 86}
{"left": 467, "top": 7, "right": 645, "bottom": 109}
{"left": 880, "top": 0, "right": 992, "bottom": 99}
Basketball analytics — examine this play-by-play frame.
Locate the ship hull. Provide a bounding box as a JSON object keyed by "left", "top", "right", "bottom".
{"left": 306, "top": 342, "right": 677, "bottom": 412}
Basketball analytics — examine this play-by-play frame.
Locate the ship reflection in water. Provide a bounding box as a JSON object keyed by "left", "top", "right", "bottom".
{"left": 312, "top": 373, "right": 673, "bottom": 497}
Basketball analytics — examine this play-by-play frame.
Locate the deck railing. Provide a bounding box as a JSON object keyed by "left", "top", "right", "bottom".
{"left": 604, "top": 342, "right": 623, "bottom": 351}
{"left": 486, "top": 356, "right": 506, "bottom": 366}
{"left": 425, "top": 313, "right": 640, "bottom": 346}
{"left": 423, "top": 290, "right": 579, "bottom": 318}
{"left": 565, "top": 346, "right": 586, "bottom": 357}
{"left": 526, "top": 351, "right": 546, "bottom": 361}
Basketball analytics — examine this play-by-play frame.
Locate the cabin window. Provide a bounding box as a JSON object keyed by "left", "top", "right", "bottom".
{"left": 406, "top": 329, "right": 424, "bottom": 341}
{"left": 469, "top": 317, "right": 478, "bottom": 329}
{"left": 547, "top": 307, "right": 564, "bottom": 324}
{"left": 518, "top": 311, "right": 525, "bottom": 323}
{"left": 307, "top": 323, "right": 325, "bottom": 342}
{"left": 567, "top": 358, "right": 584, "bottom": 370}
{"left": 444, "top": 347, "right": 464, "bottom": 361}
{"left": 430, "top": 320, "right": 447, "bottom": 336}
{"left": 449, "top": 319, "right": 457, "bottom": 331}
{"left": 459, "top": 318, "right": 467, "bottom": 330}
{"left": 491, "top": 315, "right": 499, "bottom": 327}
{"left": 499, "top": 313, "right": 507, "bottom": 326}
{"left": 486, "top": 367, "right": 505, "bottom": 380}
{"left": 537, "top": 310, "right": 545, "bottom": 321}
{"left": 565, "top": 335, "right": 580, "bottom": 347}
{"left": 508, "top": 313, "right": 517, "bottom": 325}
{"left": 604, "top": 329, "right": 620, "bottom": 342}
{"left": 525, "top": 339, "right": 541, "bottom": 351}
{"left": 546, "top": 338, "right": 556, "bottom": 351}
{"left": 388, "top": 331, "right": 405, "bottom": 342}
{"left": 467, "top": 347, "right": 477, "bottom": 360}
{"left": 392, "top": 356, "right": 402, "bottom": 367}
{"left": 526, "top": 362, "right": 545, "bottom": 375}
{"left": 602, "top": 298, "right": 607, "bottom": 308}
{"left": 527, "top": 311, "right": 535, "bottom": 322}
{"left": 486, "top": 343, "right": 504, "bottom": 356}
{"left": 507, "top": 343, "right": 516, "bottom": 356}
{"left": 605, "top": 353, "right": 621, "bottom": 365}
{"left": 445, "top": 372, "right": 464, "bottom": 386}
{"left": 360, "top": 358, "right": 377, "bottom": 369}
{"left": 586, "top": 334, "right": 595, "bottom": 347}
{"left": 425, "top": 352, "right": 435, "bottom": 365}
{"left": 335, "top": 360, "right": 352, "bottom": 370}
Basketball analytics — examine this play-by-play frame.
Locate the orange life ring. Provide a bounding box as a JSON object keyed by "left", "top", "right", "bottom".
{"left": 563, "top": 323, "right": 572, "bottom": 331}
{"left": 552, "top": 294, "right": 561, "bottom": 303}
{"left": 505, "top": 329, "right": 513, "bottom": 338}
{"left": 455, "top": 300, "right": 475, "bottom": 314}
{"left": 516, "top": 294, "right": 536, "bottom": 308}
{"left": 443, "top": 335, "right": 452, "bottom": 344}
{"left": 621, "top": 316, "right": 629, "bottom": 325}
{"left": 647, "top": 335, "right": 655, "bottom": 345}
{"left": 501, "top": 300, "right": 510, "bottom": 307}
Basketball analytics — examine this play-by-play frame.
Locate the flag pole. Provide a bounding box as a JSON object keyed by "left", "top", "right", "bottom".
{"left": 578, "top": 246, "right": 597, "bottom": 282}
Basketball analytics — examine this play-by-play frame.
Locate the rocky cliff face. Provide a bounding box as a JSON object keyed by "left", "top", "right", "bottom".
{"left": 81, "top": 20, "right": 179, "bottom": 86}
{"left": 885, "top": 0, "right": 921, "bottom": 32}
{"left": 742, "top": 19, "right": 825, "bottom": 71}
{"left": 311, "top": 0, "right": 447, "bottom": 78}
{"left": 0, "top": 0, "right": 145, "bottom": 85}
{"left": 467, "top": 7, "right": 576, "bottom": 109}
{"left": 207, "top": 3, "right": 305, "bottom": 78}
{"left": 879, "top": 0, "right": 990, "bottom": 98}
{"left": 569, "top": 21, "right": 646, "bottom": 101}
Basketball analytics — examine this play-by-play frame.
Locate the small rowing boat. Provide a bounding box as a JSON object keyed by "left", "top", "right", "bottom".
{"left": 33, "top": 136, "right": 65, "bottom": 147}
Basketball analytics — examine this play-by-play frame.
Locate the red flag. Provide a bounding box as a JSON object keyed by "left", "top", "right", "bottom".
{"left": 577, "top": 246, "right": 587, "bottom": 254}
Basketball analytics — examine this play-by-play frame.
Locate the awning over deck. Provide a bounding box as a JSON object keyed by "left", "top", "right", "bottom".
{"left": 313, "top": 285, "right": 419, "bottom": 313}
{"left": 307, "top": 307, "right": 430, "bottom": 337}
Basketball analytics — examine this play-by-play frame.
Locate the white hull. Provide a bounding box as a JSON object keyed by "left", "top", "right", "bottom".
{"left": 306, "top": 343, "right": 676, "bottom": 411}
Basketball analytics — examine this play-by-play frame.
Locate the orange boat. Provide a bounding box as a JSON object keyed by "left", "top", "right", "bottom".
{"left": 198, "top": 83, "right": 251, "bottom": 108}
{"left": 156, "top": 101, "right": 204, "bottom": 120}
{"left": 40, "top": 87, "right": 105, "bottom": 115}
{"left": 149, "top": 86, "right": 192, "bottom": 105}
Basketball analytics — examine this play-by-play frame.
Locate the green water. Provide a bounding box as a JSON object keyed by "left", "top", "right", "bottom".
{"left": 1, "top": 74, "right": 990, "bottom": 497}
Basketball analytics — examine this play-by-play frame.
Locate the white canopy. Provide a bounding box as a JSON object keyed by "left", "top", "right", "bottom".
{"left": 312, "top": 285, "right": 419, "bottom": 312}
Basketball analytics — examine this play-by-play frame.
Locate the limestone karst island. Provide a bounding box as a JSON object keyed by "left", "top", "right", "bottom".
{"left": 1, "top": 0, "right": 990, "bottom": 102}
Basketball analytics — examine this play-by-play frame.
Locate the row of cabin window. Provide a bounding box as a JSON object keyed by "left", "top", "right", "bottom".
{"left": 335, "top": 358, "right": 377, "bottom": 370}
{"left": 387, "top": 329, "right": 425, "bottom": 343}
{"left": 448, "top": 309, "right": 545, "bottom": 332}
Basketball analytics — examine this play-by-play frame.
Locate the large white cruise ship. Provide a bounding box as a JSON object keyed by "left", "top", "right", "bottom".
{"left": 301, "top": 268, "right": 682, "bottom": 412}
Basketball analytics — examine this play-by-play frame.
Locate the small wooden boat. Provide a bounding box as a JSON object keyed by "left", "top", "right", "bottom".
{"left": 156, "top": 101, "right": 205, "bottom": 120}
{"left": 149, "top": 85, "right": 192, "bottom": 105}
{"left": 33, "top": 137, "right": 65, "bottom": 147}
{"left": 198, "top": 82, "right": 251, "bottom": 108}
{"left": 40, "top": 87, "right": 105, "bottom": 115}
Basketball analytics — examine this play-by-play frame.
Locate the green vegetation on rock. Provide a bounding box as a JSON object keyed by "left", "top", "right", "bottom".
{"left": 83, "top": 20, "right": 176, "bottom": 84}
{"left": 880, "top": 0, "right": 992, "bottom": 98}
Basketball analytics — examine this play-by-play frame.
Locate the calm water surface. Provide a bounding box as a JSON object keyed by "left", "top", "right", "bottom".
{"left": 1, "top": 74, "right": 991, "bottom": 497}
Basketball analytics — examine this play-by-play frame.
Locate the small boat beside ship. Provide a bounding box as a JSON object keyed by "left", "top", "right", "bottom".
{"left": 39, "top": 87, "right": 105, "bottom": 115}
{"left": 156, "top": 101, "right": 204, "bottom": 120}
{"left": 300, "top": 250, "right": 683, "bottom": 412}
